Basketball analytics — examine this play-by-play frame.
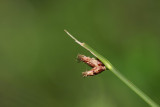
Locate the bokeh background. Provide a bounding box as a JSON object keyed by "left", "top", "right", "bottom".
{"left": 0, "top": 0, "right": 160, "bottom": 107}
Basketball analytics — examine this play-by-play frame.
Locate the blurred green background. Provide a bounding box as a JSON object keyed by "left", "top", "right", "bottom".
{"left": 0, "top": 0, "right": 160, "bottom": 107}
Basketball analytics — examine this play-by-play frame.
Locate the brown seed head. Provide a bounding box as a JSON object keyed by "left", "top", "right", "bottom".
{"left": 77, "top": 54, "right": 106, "bottom": 77}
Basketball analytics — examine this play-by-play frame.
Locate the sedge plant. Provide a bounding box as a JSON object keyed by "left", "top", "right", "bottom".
{"left": 64, "top": 30, "right": 159, "bottom": 107}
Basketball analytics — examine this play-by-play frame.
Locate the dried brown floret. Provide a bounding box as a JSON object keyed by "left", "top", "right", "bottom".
{"left": 77, "top": 54, "right": 106, "bottom": 77}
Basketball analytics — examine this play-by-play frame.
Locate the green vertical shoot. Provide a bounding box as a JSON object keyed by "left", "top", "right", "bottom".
{"left": 64, "top": 30, "right": 159, "bottom": 107}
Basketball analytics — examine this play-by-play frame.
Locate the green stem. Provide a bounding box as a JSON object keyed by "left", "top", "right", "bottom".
{"left": 64, "top": 30, "right": 159, "bottom": 107}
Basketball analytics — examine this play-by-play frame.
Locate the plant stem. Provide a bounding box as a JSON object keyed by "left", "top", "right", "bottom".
{"left": 64, "top": 30, "right": 159, "bottom": 107}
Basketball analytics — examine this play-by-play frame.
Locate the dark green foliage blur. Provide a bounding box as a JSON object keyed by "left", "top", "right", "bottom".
{"left": 0, "top": 0, "right": 160, "bottom": 107}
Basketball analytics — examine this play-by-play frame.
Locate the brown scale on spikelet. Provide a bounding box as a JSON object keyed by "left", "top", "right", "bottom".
{"left": 77, "top": 54, "right": 106, "bottom": 77}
